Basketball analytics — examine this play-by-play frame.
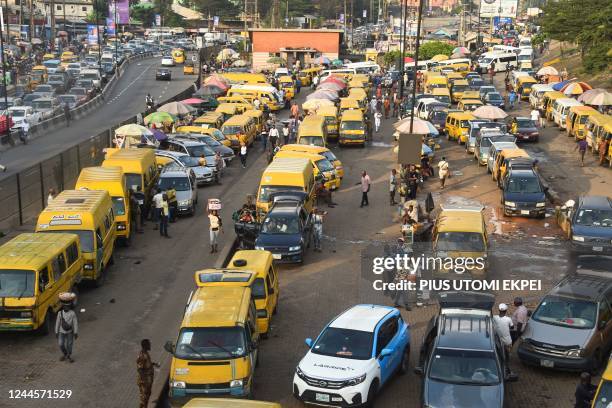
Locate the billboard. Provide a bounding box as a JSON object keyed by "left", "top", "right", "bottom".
{"left": 108, "top": 0, "right": 130, "bottom": 25}
{"left": 479, "top": 0, "right": 518, "bottom": 18}
{"left": 87, "top": 24, "right": 99, "bottom": 45}
{"left": 106, "top": 18, "right": 116, "bottom": 35}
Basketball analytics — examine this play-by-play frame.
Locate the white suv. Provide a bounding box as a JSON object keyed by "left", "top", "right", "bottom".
{"left": 293, "top": 304, "right": 411, "bottom": 407}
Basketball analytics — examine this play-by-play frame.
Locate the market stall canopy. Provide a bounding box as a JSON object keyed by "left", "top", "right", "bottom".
{"left": 217, "top": 48, "right": 239, "bottom": 61}
{"left": 453, "top": 46, "right": 469, "bottom": 55}
{"left": 181, "top": 97, "right": 205, "bottom": 105}
{"left": 317, "top": 82, "right": 344, "bottom": 92}
{"left": 472, "top": 105, "right": 508, "bottom": 120}
{"left": 302, "top": 99, "right": 335, "bottom": 111}
{"left": 331, "top": 59, "right": 343, "bottom": 66}
{"left": 306, "top": 89, "right": 339, "bottom": 101}
{"left": 577, "top": 88, "right": 612, "bottom": 106}
{"left": 431, "top": 54, "right": 449, "bottom": 62}
{"left": 114, "top": 124, "right": 152, "bottom": 137}
{"left": 394, "top": 117, "right": 433, "bottom": 134}
{"left": 158, "top": 101, "right": 196, "bottom": 116}
{"left": 194, "top": 85, "right": 225, "bottom": 97}
{"left": 232, "top": 59, "right": 248, "bottom": 67}
{"left": 320, "top": 76, "right": 346, "bottom": 88}
{"left": 536, "top": 66, "right": 558, "bottom": 76}
{"left": 267, "top": 56, "right": 286, "bottom": 64}
{"left": 316, "top": 56, "right": 331, "bottom": 65}
{"left": 552, "top": 80, "right": 573, "bottom": 91}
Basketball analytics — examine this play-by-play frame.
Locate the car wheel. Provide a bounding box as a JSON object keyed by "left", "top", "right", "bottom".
{"left": 94, "top": 265, "right": 105, "bottom": 288}
{"left": 399, "top": 346, "right": 410, "bottom": 375}
{"left": 364, "top": 380, "right": 379, "bottom": 408}
{"left": 37, "top": 310, "right": 54, "bottom": 336}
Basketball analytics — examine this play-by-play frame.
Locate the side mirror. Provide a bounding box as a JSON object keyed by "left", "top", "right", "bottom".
{"left": 414, "top": 367, "right": 424, "bottom": 376}
{"left": 163, "top": 340, "right": 175, "bottom": 354}
{"left": 379, "top": 348, "right": 392, "bottom": 359}
{"left": 305, "top": 338, "right": 313, "bottom": 348}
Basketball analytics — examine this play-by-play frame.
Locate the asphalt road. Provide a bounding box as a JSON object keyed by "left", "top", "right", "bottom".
{"left": 0, "top": 57, "right": 195, "bottom": 178}
{"left": 0, "top": 72, "right": 610, "bottom": 408}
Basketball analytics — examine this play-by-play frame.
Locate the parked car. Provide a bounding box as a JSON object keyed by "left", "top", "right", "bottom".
{"left": 254, "top": 195, "right": 313, "bottom": 263}
{"left": 156, "top": 68, "right": 172, "bottom": 81}
{"left": 156, "top": 166, "right": 198, "bottom": 216}
{"left": 509, "top": 116, "right": 539, "bottom": 142}
{"left": 175, "top": 134, "right": 235, "bottom": 163}
{"left": 484, "top": 92, "right": 505, "bottom": 108}
{"left": 501, "top": 167, "right": 547, "bottom": 217}
{"left": 159, "top": 138, "right": 218, "bottom": 179}
{"left": 557, "top": 195, "right": 612, "bottom": 255}
{"left": 7, "top": 106, "right": 41, "bottom": 129}
{"left": 154, "top": 151, "right": 215, "bottom": 186}
{"left": 416, "top": 292, "right": 517, "bottom": 408}
{"left": 518, "top": 269, "right": 612, "bottom": 372}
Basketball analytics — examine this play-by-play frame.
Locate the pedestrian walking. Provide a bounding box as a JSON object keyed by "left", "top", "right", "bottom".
{"left": 531, "top": 108, "right": 544, "bottom": 128}
{"left": 47, "top": 188, "right": 57, "bottom": 206}
{"left": 359, "top": 170, "right": 371, "bottom": 207}
{"left": 312, "top": 208, "right": 325, "bottom": 252}
{"left": 137, "top": 339, "right": 159, "bottom": 408}
{"left": 508, "top": 90, "right": 517, "bottom": 110}
{"left": 383, "top": 97, "right": 390, "bottom": 119}
{"left": 493, "top": 303, "right": 513, "bottom": 375}
{"left": 282, "top": 123, "right": 290, "bottom": 145}
{"left": 239, "top": 142, "right": 247, "bottom": 168}
{"left": 253, "top": 98, "right": 260, "bottom": 110}
{"left": 376, "top": 85, "right": 382, "bottom": 100}
{"left": 290, "top": 101, "right": 299, "bottom": 119}
{"left": 268, "top": 125, "right": 279, "bottom": 148}
{"left": 55, "top": 296, "right": 78, "bottom": 363}
{"left": 574, "top": 372, "right": 597, "bottom": 408}
{"left": 576, "top": 138, "right": 588, "bottom": 167}
{"left": 598, "top": 138, "right": 609, "bottom": 166}
{"left": 437, "top": 157, "right": 450, "bottom": 189}
{"left": 64, "top": 103, "right": 71, "bottom": 126}
{"left": 374, "top": 110, "right": 382, "bottom": 132}
{"left": 159, "top": 194, "right": 170, "bottom": 238}
{"left": 215, "top": 152, "right": 224, "bottom": 182}
{"left": 208, "top": 209, "right": 222, "bottom": 253}
{"left": 510, "top": 297, "right": 528, "bottom": 345}
{"left": 370, "top": 97, "right": 377, "bottom": 114}
{"left": 20, "top": 121, "right": 29, "bottom": 144}
{"left": 407, "top": 165, "right": 419, "bottom": 199}
{"left": 152, "top": 188, "right": 163, "bottom": 229}
{"left": 389, "top": 168, "right": 398, "bottom": 205}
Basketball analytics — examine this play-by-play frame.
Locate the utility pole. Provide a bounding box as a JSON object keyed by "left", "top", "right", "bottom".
{"left": 114, "top": 0, "right": 117, "bottom": 63}
{"left": 50, "top": 0, "right": 55, "bottom": 48}
{"left": 349, "top": 0, "right": 353, "bottom": 49}
{"left": 343, "top": 0, "right": 347, "bottom": 45}
{"left": 62, "top": 0, "right": 66, "bottom": 32}
{"left": 408, "top": 0, "right": 424, "bottom": 135}
{"left": 29, "top": 0, "right": 33, "bottom": 40}
{"left": 0, "top": 6, "right": 9, "bottom": 143}
{"left": 398, "top": 0, "right": 406, "bottom": 99}
{"left": 94, "top": 0, "right": 101, "bottom": 71}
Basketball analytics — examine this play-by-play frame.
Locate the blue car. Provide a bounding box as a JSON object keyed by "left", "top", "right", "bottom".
{"left": 501, "top": 168, "right": 547, "bottom": 217}
{"left": 562, "top": 195, "right": 612, "bottom": 254}
{"left": 294, "top": 304, "right": 411, "bottom": 407}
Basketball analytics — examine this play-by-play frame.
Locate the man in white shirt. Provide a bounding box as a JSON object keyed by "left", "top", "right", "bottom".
{"left": 240, "top": 143, "right": 247, "bottom": 168}
{"left": 531, "top": 108, "right": 544, "bottom": 128}
{"left": 268, "top": 126, "right": 279, "bottom": 148}
{"left": 493, "top": 303, "right": 514, "bottom": 374}
{"left": 253, "top": 98, "right": 260, "bottom": 110}
{"left": 152, "top": 189, "right": 163, "bottom": 230}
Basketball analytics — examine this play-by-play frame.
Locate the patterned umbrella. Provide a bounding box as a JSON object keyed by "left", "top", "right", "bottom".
{"left": 157, "top": 101, "right": 196, "bottom": 116}
{"left": 536, "top": 66, "right": 558, "bottom": 76}
{"left": 181, "top": 98, "right": 205, "bottom": 105}
{"left": 472, "top": 105, "right": 508, "bottom": 120}
{"left": 578, "top": 89, "right": 612, "bottom": 106}
{"left": 317, "top": 82, "right": 344, "bottom": 92}
{"left": 552, "top": 80, "right": 572, "bottom": 91}
{"left": 306, "top": 90, "right": 339, "bottom": 101}
{"left": 204, "top": 77, "right": 229, "bottom": 90}
{"left": 114, "top": 124, "right": 152, "bottom": 137}
{"left": 194, "top": 85, "right": 225, "bottom": 97}
{"left": 561, "top": 82, "right": 592, "bottom": 96}
{"left": 393, "top": 117, "right": 433, "bottom": 134}
{"left": 302, "top": 99, "right": 335, "bottom": 111}
{"left": 321, "top": 76, "right": 346, "bottom": 87}
{"left": 453, "top": 46, "right": 469, "bottom": 54}
{"left": 144, "top": 111, "right": 176, "bottom": 125}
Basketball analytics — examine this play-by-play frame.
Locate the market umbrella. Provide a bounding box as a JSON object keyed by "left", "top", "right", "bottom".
{"left": 232, "top": 59, "right": 248, "bottom": 67}
{"left": 394, "top": 117, "right": 432, "bottom": 134}
{"left": 331, "top": 59, "right": 343, "bottom": 66}
{"left": 451, "top": 52, "right": 465, "bottom": 59}
{"left": 204, "top": 77, "right": 229, "bottom": 90}
{"left": 181, "top": 97, "right": 205, "bottom": 105}
{"left": 317, "top": 82, "right": 344, "bottom": 92}
{"left": 144, "top": 111, "right": 176, "bottom": 125}
{"left": 452, "top": 46, "right": 469, "bottom": 54}
{"left": 217, "top": 48, "right": 238, "bottom": 61}
{"left": 561, "top": 81, "right": 592, "bottom": 96}
{"left": 114, "top": 124, "right": 152, "bottom": 137}
{"left": 536, "top": 66, "right": 558, "bottom": 76}
{"left": 306, "top": 90, "right": 339, "bottom": 101}
{"left": 316, "top": 56, "right": 331, "bottom": 65}
{"left": 204, "top": 74, "right": 230, "bottom": 87}
{"left": 473, "top": 105, "right": 508, "bottom": 120}
{"left": 302, "top": 99, "right": 335, "bottom": 111}
{"left": 431, "top": 54, "right": 449, "bottom": 62}
{"left": 150, "top": 128, "right": 167, "bottom": 141}
{"left": 267, "top": 56, "right": 286, "bottom": 64}
{"left": 578, "top": 89, "right": 612, "bottom": 106}
{"left": 552, "top": 80, "right": 572, "bottom": 91}
{"left": 404, "top": 56, "right": 414, "bottom": 63}
{"left": 158, "top": 101, "right": 196, "bottom": 116}
{"left": 321, "top": 76, "right": 346, "bottom": 88}
{"left": 194, "top": 85, "right": 225, "bottom": 97}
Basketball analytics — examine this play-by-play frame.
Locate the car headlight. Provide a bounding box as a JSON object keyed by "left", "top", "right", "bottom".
{"left": 230, "top": 379, "right": 244, "bottom": 388}
{"left": 178, "top": 199, "right": 192, "bottom": 207}
{"left": 117, "top": 223, "right": 126, "bottom": 230}
{"left": 536, "top": 202, "right": 546, "bottom": 208}
{"left": 171, "top": 381, "right": 186, "bottom": 389}
{"left": 255, "top": 246, "right": 264, "bottom": 250}
{"left": 572, "top": 235, "right": 585, "bottom": 242}
{"left": 296, "top": 366, "right": 307, "bottom": 380}
{"left": 344, "top": 373, "right": 367, "bottom": 386}
{"left": 289, "top": 245, "right": 301, "bottom": 252}
{"left": 566, "top": 348, "right": 583, "bottom": 358}
{"left": 84, "top": 263, "right": 94, "bottom": 270}
{"left": 505, "top": 201, "right": 516, "bottom": 207}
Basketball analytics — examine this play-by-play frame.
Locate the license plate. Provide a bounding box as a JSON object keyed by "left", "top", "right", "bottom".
{"left": 522, "top": 135, "right": 530, "bottom": 139}
{"left": 540, "top": 359, "right": 554, "bottom": 368}
{"left": 272, "top": 254, "right": 282, "bottom": 260}
{"left": 521, "top": 210, "right": 530, "bottom": 215}
{"left": 593, "top": 246, "right": 603, "bottom": 252}
{"left": 315, "top": 393, "right": 330, "bottom": 402}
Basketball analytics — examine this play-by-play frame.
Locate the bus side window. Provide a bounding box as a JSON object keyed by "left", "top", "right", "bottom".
{"left": 266, "top": 273, "right": 274, "bottom": 295}
{"left": 66, "top": 242, "right": 79, "bottom": 266}
{"left": 52, "top": 253, "right": 66, "bottom": 279}
{"left": 96, "top": 228, "right": 103, "bottom": 248}
{"left": 39, "top": 266, "right": 50, "bottom": 292}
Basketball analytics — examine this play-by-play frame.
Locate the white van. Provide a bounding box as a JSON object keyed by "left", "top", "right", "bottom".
{"left": 478, "top": 52, "right": 518, "bottom": 73}
{"left": 519, "top": 37, "right": 532, "bottom": 48}
{"left": 274, "top": 67, "right": 289, "bottom": 78}
{"left": 517, "top": 49, "right": 533, "bottom": 64}
{"left": 318, "top": 68, "right": 356, "bottom": 83}
{"left": 345, "top": 61, "right": 380, "bottom": 74}
{"left": 80, "top": 69, "right": 102, "bottom": 88}
{"left": 552, "top": 98, "right": 583, "bottom": 129}
{"left": 529, "top": 84, "right": 554, "bottom": 110}
{"left": 492, "top": 45, "right": 520, "bottom": 54}
{"left": 416, "top": 98, "right": 447, "bottom": 120}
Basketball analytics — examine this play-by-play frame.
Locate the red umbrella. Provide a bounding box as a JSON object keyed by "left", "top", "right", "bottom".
{"left": 181, "top": 98, "right": 205, "bottom": 105}
{"left": 321, "top": 76, "right": 346, "bottom": 88}
{"left": 404, "top": 57, "right": 414, "bottom": 63}
{"left": 205, "top": 77, "right": 229, "bottom": 90}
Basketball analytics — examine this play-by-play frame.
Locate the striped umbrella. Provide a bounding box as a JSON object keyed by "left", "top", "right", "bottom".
{"left": 561, "top": 82, "right": 592, "bottom": 96}
{"left": 578, "top": 89, "right": 612, "bottom": 106}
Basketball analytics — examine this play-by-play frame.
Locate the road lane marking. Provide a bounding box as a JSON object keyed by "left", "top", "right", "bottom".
{"left": 106, "top": 62, "right": 154, "bottom": 105}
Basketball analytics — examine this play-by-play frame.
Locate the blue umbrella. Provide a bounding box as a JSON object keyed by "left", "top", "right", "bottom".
{"left": 421, "top": 143, "right": 433, "bottom": 157}
{"left": 150, "top": 129, "right": 167, "bottom": 141}
{"left": 552, "top": 80, "right": 571, "bottom": 91}
{"left": 425, "top": 121, "right": 439, "bottom": 136}
{"left": 317, "top": 56, "right": 331, "bottom": 65}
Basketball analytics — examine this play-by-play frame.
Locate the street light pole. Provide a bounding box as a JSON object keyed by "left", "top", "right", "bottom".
{"left": 398, "top": 0, "right": 407, "bottom": 100}
{"left": 0, "top": 6, "right": 10, "bottom": 143}
{"left": 94, "top": 0, "right": 101, "bottom": 71}
{"left": 113, "top": 0, "right": 117, "bottom": 63}
{"left": 408, "top": 0, "right": 424, "bottom": 135}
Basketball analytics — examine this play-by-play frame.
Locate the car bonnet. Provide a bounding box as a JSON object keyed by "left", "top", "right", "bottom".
{"left": 299, "top": 351, "right": 372, "bottom": 381}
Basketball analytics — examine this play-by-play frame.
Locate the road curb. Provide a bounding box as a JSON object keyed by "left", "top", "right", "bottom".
{"left": 541, "top": 178, "right": 562, "bottom": 205}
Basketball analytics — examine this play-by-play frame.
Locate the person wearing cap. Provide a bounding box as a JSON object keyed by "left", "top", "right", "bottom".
{"left": 511, "top": 297, "right": 529, "bottom": 344}
{"left": 55, "top": 299, "right": 78, "bottom": 363}
{"left": 493, "top": 303, "right": 513, "bottom": 374}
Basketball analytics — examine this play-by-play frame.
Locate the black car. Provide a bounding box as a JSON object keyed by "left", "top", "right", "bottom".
{"left": 416, "top": 292, "right": 517, "bottom": 408}
{"left": 509, "top": 116, "right": 539, "bottom": 142}
{"left": 254, "top": 195, "right": 313, "bottom": 264}
{"left": 484, "top": 92, "right": 505, "bottom": 108}
{"left": 156, "top": 68, "right": 172, "bottom": 81}
{"left": 501, "top": 168, "right": 547, "bottom": 217}
{"left": 559, "top": 195, "right": 612, "bottom": 255}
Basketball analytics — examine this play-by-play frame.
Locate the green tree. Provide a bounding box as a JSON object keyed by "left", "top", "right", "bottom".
{"left": 418, "top": 41, "right": 454, "bottom": 60}
{"left": 383, "top": 50, "right": 401, "bottom": 67}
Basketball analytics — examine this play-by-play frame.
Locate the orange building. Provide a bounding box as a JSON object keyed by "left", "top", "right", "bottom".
{"left": 248, "top": 29, "right": 343, "bottom": 70}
